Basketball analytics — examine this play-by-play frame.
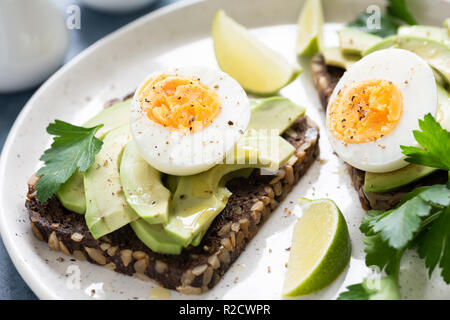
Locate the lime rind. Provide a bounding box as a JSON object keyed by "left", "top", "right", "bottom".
{"left": 243, "top": 68, "right": 302, "bottom": 97}
{"left": 296, "top": 0, "right": 324, "bottom": 56}
{"left": 299, "top": 37, "right": 320, "bottom": 57}
{"left": 282, "top": 199, "right": 351, "bottom": 297}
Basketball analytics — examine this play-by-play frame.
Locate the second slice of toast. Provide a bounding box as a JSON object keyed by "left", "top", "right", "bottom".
{"left": 310, "top": 54, "right": 447, "bottom": 210}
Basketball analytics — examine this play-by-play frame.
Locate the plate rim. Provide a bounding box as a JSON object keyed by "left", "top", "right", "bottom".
{"left": 1, "top": 0, "right": 448, "bottom": 300}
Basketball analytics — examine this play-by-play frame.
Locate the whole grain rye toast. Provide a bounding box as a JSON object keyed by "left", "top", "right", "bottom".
{"left": 26, "top": 95, "right": 320, "bottom": 295}
{"left": 310, "top": 54, "right": 447, "bottom": 210}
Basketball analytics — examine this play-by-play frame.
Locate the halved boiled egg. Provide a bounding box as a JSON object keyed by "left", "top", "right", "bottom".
{"left": 130, "top": 66, "right": 250, "bottom": 176}
{"left": 326, "top": 48, "right": 437, "bottom": 173}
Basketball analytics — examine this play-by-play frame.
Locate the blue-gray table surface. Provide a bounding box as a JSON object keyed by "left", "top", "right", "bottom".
{"left": 0, "top": 0, "right": 178, "bottom": 300}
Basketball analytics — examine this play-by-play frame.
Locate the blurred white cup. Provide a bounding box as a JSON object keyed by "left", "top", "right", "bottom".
{"left": 0, "top": 0, "right": 69, "bottom": 93}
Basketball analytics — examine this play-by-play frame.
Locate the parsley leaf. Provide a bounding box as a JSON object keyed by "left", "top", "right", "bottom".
{"left": 363, "top": 233, "right": 401, "bottom": 274}
{"left": 418, "top": 184, "right": 450, "bottom": 206}
{"left": 360, "top": 210, "right": 401, "bottom": 274}
{"left": 338, "top": 283, "right": 370, "bottom": 300}
{"left": 369, "top": 185, "right": 450, "bottom": 250}
{"left": 371, "top": 197, "right": 431, "bottom": 249}
{"left": 35, "top": 120, "right": 104, "bottom": 203}
{"left": 360, "top": 210, "right": 384, "bottom": 235}
{"left": 386, "top": 0, "right": 418, "bottom": 25}
{"left": 401, "top": 114, "right": 450, "bottom": 171}
{"left": 341, "top": 182, "right": 450, "bottom": 299}
{"left": 348, "top": 12, "right": 399, "bottom": 37}
{"left": 416, "top": 205, "right": 450, "bottom": 283}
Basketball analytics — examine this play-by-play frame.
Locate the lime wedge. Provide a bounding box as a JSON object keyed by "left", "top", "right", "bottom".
{"left": 212, "top": 10, "right": 301, "bottom": 95}
{"left": 282, "top": 198, "right": 351, "bottom": 297}
{"left": 296, "top": 0, "right": 324, "bottom": 56}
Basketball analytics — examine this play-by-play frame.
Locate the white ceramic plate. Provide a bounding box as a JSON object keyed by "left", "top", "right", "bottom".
{"left": 1, "top": 0, "right": 449, "bottom": 300}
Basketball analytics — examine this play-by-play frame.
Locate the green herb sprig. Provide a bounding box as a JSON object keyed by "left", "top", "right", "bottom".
{"left": 339, "top": 114, "right": 450, "bottom": 300}
{"left": 35, "top": 120, "right": 103, "bottom": 203}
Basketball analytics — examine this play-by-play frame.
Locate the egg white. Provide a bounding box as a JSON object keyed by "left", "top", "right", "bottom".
{"left": 130, "top": 66, "right": 251, "bottom": 176}
{"left": 326, "top": 48, "right": 437, "bottom": 173}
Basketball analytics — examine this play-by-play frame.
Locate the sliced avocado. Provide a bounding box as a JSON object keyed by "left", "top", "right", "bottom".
{"left": 322, "top": 47, "right": 359, "bottom": 70}
{"left": 229, "top": 129, "right": 296, "bottom": 170}
{"left": 164, "top": 131, "right": 295, "bottom": 246}
{"left": 57, "top": 99, "right": 132, "bottom": 214}
{"left": 189, "top": 168, "right": 253, "bottom": 247}
{"left": 364, "top": 83, "right": 450, "bottom": 193}
{"left": 130, "top": 220, "right": 182, "bottom": 255}
{"left": 248, "top": 97, "right": 305, "bottom": 133}
{"left": 436, "top": 82, "right": 450, "bottom": 130}
{"left": 190, "top": 232, "right": 204, "bottom": 247}
{"left": 163, "top": 98, "right": 302, "bottom": 247}
{"left": 120, "top": 141, "right": 171, "bottom": 224}
{"left": 250, "top": 98, "right": 261, "bottom": 109}
{"left": 84, "top": 99, "right": 132, "bottom": 138}
{"left": 363, "top": 35, "right": 450, "bottom": 85}
{"left": 163, "top": 97, "right": 304, "bottom": 197}
{"left": 182, "top": 185, "right": 232, "bottom": 248}
{"left": 338, "top": 27, "right": 382, "bottom": 55}
{"left": 364, "top": 165, "right": 437, "bottom": 193}
{"left": 398, "top": 25, "right": 450, "bottom": 48}
{"left": 84, "top": 125, "right": 139, "bottom": 239}
{"left": 126, "top": 96, "right": 304, "bottom": 252}
{"left": 57, "top": 171, "right": 86, "bottom": 213}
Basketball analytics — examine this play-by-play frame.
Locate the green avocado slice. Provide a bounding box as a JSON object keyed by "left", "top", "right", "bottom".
{"left": 130, "top": 220, "right": 182, "bottom": 255}
{"left": 248, "top": 96, "right": 305, "bottom": 132}
{"left": 363, "top": 35, "right": 450, "bottom": 85}
{"left": 364, "top": 83, "right": 450, "bottom": 193}
{"left": 164, "top": 131, "right": 295, "bottom": 247}
{"left": 57, "top": 99, "right": 132, "bottom": 214}
{"left": 84, "top": 125, "right": 139, "bottom": 239}
{"left": 189, "top": 168, "right": 254, "bottom": 247}
{"left": 398, "top": 25, "right": 450, "bottom": 48}
{"left": 436, "top": 83, "right": 450, "bottom": 131}
{"left": 363, "top": 165, "right": 437, "bottom": 194}
{"left": 161, "top": 96, "right": 302, "bottom": 194}
{"left": 84, "top": 99, "right": 132, "bottom": 139}
{"left": 120, "top": 141, "right": 171, "bottom": 224}
{"left": 322, "top": 47, "right": 359, "bottom": 70}
{"left": 338, "top": 27, "right": 382, "bottom": 55}
{"left": 57, "top": 172, "right": 86, "bottom": 214}
{"left": 160, "top": 97, "right": 303, "bottom": 248}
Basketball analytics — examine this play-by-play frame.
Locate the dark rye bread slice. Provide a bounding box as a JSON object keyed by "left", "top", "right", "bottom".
{"left": 26, "top": 112, "right": 319, "bottom": 295}
{"left": 310, "top": 54, "right": 447, "bottom": 210}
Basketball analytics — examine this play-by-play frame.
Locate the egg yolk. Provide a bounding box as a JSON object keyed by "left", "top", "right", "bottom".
{"left": 327, "top": 79, "right": 403, "bottom": 144}
{"left": 138, "top": 73, "right": 221, "bottom": 133}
